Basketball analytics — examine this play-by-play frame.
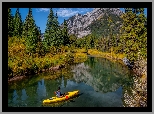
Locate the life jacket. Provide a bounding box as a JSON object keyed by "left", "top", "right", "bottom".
{"left": 56, "top": 91, "right": 61, "bottom": 97}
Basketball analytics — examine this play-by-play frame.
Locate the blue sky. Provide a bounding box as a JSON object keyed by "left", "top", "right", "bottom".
{"left": 11, "top": 8, "right": 147, "bottom": 33}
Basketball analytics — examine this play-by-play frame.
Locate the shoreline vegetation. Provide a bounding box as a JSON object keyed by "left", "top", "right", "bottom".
{"left": 8, "top": 37, "right": 88, "bottom": 82}
{"left": 8, "top": 45, "right": 147, "bottom": 83}
{"left": 8, "top": 46, "right": 147, "bottom": 107}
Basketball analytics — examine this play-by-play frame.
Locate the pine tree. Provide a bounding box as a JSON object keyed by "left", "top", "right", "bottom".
{"left": 135, "top": 8, "right": 147, "bottom": 59}
{"left": 43, "top": 8, "right": 56, "bottom": 52}
{"left": 8, "top": 8, "right": 14, "bottom": 37}
{"left": 13, "top": 8, "right": 23, "bottom": 37}
{"left": 69, "top": 34, "right": 77, "bottom": 46}
{"left": 62, "top": 19, "right": 69, "bottom": 46}
{"left": 23, "top": 8, "right": 40, "bottom": 54}
{"left": 90, "top": 34, "right": 95, "bottom": 49}
{"left": 35, "top": 26, "right": 44, "bottom": 56}
{"left": 53, "top": 12, "right": 64, "bottom": 47}
{"left": 120, "top": 8, "right": 147, "bottom": 62}
{"left": 70, "top": 36, "right": 77, "bottom": 49}
{"left": 43, "top": 10, "right": 65, "bottom": 53}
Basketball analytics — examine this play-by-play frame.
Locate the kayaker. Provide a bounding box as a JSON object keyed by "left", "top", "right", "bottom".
{"left": 55, "top": 87, "right": 65, "bottom": 98}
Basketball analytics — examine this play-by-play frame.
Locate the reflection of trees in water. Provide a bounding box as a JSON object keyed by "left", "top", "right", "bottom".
{"left": 9, "top": 89, "right": 28, "bottom": 106}
{"left": 12, "top": 90, "right": 19, "bottom": 104}
{"left": 8, "top": 68, "right": 75, "bottom": 107}
{"left": 72, "top": 57, "right": 134, "bottom": 93}
{"left": 85, "top": 57, "right": 147, "bottom": 107}
{"left": 87, "top": 57, "right": 96, "bottom": 68}
{"left": 71, "top": 57, "right": 147, "bottom": 107}
{"left": 64, "top": 78, "right": 67, "bottom": 88}
{"left": 8, "top": 68, "right": 72, "bottom": 98}
{"left": 60, "top": 77, "right": 68, "bottom": 88}
{"left": 21, "top": 89, "right": 28, "bottom": 101}
{"left": 8, "top": 58, "right": 145, "bottom": 107}
{"left": 37, "top": 79, "right": 46, "bottom": 100}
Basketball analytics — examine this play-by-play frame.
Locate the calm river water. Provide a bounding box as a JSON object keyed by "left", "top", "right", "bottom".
{"left": 8, "top": 56, "right": 136, "bottom": 107}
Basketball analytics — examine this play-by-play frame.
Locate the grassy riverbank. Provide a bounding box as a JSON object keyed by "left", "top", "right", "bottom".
{"left": 8, "top": 37, "right": 88, "bottom": 80}
{"left": 88, "top": 49, "right": 125, "bottom": 64}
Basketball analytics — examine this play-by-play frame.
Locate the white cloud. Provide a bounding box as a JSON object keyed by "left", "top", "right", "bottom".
{"left": 36, "top": 8, "right": 94, "bottom": 17}
{"left": 56, "top": 8, "right": 79, "bottom": 17}
{"left": 56, "top": 8, "right": 93, "bottom": 17}
{"left": 77, "top": 8, "right": 94, "bottom": 13}
{"left": 36, "top": 8, "right": 50, "bottom": 12}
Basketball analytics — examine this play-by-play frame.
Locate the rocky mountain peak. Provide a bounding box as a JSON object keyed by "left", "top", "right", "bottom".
{"left": 64, "top": 8, "right": 123, "bottom": 38}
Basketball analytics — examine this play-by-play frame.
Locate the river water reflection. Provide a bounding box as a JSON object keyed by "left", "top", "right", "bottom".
{"left": 8, "top": 56, "right": 136, "bottom": 107}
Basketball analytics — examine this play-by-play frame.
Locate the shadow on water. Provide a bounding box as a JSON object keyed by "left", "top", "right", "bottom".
{"left": 78, "top": 93, "right": 84, "bottom": 96}
{"left": 69, "top": 93, "right": 83, "bottom": 102}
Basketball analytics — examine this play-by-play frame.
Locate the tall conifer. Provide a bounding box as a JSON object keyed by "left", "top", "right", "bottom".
{"left": 8, "top": 8, "right": 14, "bottom": 37}
{"left": 23, "top": 8, "right": 39, "bottom": 54}
{"left": 43, "top": 8, "right": 55, "bottom": 52}
{"left": 62, "top": 19, "right": 69, "bottom": 46}
{"left": 13, "top": 8, "right": 23, "bottom": 37}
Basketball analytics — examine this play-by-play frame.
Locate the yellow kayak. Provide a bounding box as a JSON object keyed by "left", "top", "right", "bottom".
{"left": 43, "top": 90, "right": 79, "bottom": 104}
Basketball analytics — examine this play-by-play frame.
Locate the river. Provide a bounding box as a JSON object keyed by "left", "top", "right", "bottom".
{"left": 8, "top": 56, "right": 137, "bottom": 107}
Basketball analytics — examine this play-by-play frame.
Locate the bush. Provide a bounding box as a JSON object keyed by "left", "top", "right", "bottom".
{"left": 8, "top": 36, "right": 89, "bottom": 78}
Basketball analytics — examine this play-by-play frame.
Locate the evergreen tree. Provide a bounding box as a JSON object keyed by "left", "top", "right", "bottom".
{"left": 69, "top": 34, "right": 77, "bottom": 46}
{"left": 53, "top": 12, "right": 64, "bottom": 47}
{"left": 8, "top": 8, "right": 14, "bottom": 37}
{"left": 22, "top": 8, "right": 35, "bottom": 38}
{"left": 23, "top": 8, "right": 40, "bottom": 54}
{"left": 90, "top": 34, "right": 95, "bottom": 48}
{"left": 35, "top": 26, "right": 44, "bottom": 56}
{"left": 89, "top": 12, "right": 122, "bottom": 38}
{"left": 13, "top": 8, "right": 23, "bottom": 37}
{"left": 43, "top": 8, "right": 56, "bottom": 52}
{"left": 36, "top": 26, "right": 41, "bottom": 41}
{"left": 62, "top": 19, "right": 70, "bottom": 46}
{"left": 120, "top": 8, "right": 147, "bottom": 62}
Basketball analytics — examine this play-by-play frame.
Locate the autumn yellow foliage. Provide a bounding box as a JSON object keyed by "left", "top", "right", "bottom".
{"left": 8, "top": 37, "right": 88, "bottom": 78}
{"left": 88, "top": 49, "right": 125, "bottom": 63}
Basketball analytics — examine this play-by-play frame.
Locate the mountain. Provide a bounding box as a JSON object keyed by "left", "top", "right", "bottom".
{"left": 64, "top": 8, "right": 124, "bottom": 38}
{"left": 41, "top": 33, "right": 45, "bottom": 41}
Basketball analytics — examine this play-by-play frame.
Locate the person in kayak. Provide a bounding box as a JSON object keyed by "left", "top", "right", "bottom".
{"left": 55, "top": 87, "right": 66, "bottom": 98}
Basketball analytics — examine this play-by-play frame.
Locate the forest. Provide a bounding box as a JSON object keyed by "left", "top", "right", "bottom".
{"left": 8, "top": 8, "right": 147, "bottom": 79}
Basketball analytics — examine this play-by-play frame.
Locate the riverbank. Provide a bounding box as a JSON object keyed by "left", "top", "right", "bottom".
{"left": 87, "top": 49, "right": 147, "bottom": 77}
{"left": 8, "top": 45, "right": 88, "bottom": 82}
{"left": 8, "top": 48, "right": 146, "bottom": 82}
{"left": 87, "top": 49, "right": 125, "bottom": 65}
{"left": 8, "top": 64, "right": 64, "bottom": 82}
{"left": 87, "top": 49, "right": 147, "bottom": 107}
{"left": 8, "top": 48, "right": 147, "bottom": 107}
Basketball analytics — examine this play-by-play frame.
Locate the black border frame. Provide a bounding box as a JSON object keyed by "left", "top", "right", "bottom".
{"left": 3, "top": 2, "right": 152, "bottom": 112}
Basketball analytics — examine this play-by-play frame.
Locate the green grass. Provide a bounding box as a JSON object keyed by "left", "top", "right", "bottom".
{"left": 88, "top": 49, "right": 126, "bottom": 63}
